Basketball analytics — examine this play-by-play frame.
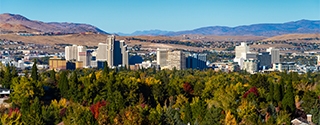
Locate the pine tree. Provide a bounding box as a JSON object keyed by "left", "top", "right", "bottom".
{"left": 50, "top": 69, "right": 56, "bottom": 82}
{"left": 90, "top": 71, "right": 96, "bottom": 83}
{"left": 273, "top": 83, "right": 282, "bottom": 105}
{"left": 58, "top": 71, "right": 69, "bottom": 99}
{"left": 282, "top": 81, "right": 295, "bottom": 113}
{"left": 3, "top": 65, "right": 12, "bottom": 88}
{"left": 267, "top": 82, "right": 274, "bottom": 102}
{"left": 103, "top": 61, "right": 109, "bottom": 76}
{"left": 183, "top": 102, "right": 192, "bottom": 124}
{"left": 31, "top": 59, "right": 39, "bottom": 81}
{"left": 22, "top": 97, "right": 44, "bottom": 124}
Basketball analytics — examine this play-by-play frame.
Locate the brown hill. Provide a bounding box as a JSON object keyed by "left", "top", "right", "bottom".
{"left": 263, "top": 33, "right": 320, "bottom": 43}
{"left": 0, "top": 13, "right": 107, "bottom": 34}
{"left": 0, "top": 23, "right": 40, "bottom": 33}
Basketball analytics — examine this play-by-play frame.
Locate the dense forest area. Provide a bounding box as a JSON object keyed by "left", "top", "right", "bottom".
{"left": 0, "top": 60, "right": 319, "bottom": 125}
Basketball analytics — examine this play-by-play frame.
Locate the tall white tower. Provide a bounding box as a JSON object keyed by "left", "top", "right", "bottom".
{"left": 65, "top": 45, "right": 78, "bottom": 61}
{"left": 266, "top": 47, "right": 280, "bottom": 64}
{"left": 234, "top": 42, "right": 250, "bottom": 67}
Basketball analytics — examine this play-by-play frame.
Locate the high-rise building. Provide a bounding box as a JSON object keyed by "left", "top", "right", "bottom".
{"left": 77, "top": 46, "right": 86, "bottom": 61}
{"left": 317, "top": 55, "right": 320, "bottom": 66}
{"left": 266, "top": 47, "right": 280, "bottom": 64}
{"left": 242, "top": 59, "right": 259, "bottom": 74}
{"left": 257, "top": 52, "right": 271, "bottom": 70}
{"left": 65, "top": 45, "right": 86, "bottom": 61}
{"left": 96, "top": 43, "right": 108, "bottom": 61}
{"left": 96, "top": 35, "right": 128, "bottom": 68}
{"left": 166, "top": 50, "right": 186, "bottom": 70}
{"left": 78, "top": 51, "right": 91, "bottom": 67}
{"left": 186, "top": 53, "right": 207, "bottom": 70}
{"left": 156, "top": 48, "right": 168, "bottom": 68}
{"left": 121, "top": 40, "right": 129, "bottom": 67}
{"left": 65, "top": 45, "right": 78, "bottom": 61}
{"left": 234, "top": 42, "right": 250, "bottom": 67}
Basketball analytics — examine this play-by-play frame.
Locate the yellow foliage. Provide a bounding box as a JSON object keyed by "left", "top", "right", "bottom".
{"left": 1, "top": 111, "right": 23, "bottom": 125}
{"left": 172, "top": 94, "right": 188, "bottom": 109}
{"left": 144, "top": 77, "right": 161, "bottom": 86}
{"left": 225, "top": 110, "right": 237, "bottom": 125}
{"left": 237, "top": 100, "right": 256, "bottom": 119}
{"left": 51, "top": 98, "right": 67, "bottom": 108}
{"left": 95, "top": 71, "right": 103, "bottom": 79}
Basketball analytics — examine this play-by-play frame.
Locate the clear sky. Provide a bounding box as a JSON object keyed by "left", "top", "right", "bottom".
{"left": 0, "top": 0, "right": 319, "bottom": 33}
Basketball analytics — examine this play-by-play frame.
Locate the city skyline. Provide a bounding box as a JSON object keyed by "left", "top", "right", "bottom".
{"left": 0, "top": 0, "right": 319, "bottom": 33}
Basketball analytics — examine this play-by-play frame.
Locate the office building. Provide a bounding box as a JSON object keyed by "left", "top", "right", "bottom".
{"left": 267, "top": 47, "right": 280, "bottom": 64}
{"left": 166, "top": 50, "right": 186, "bottom": 70}
{"left": 258, "top": 52, "right": 271, "bottom": 70}
{"left": 49, "top": 56, "right": 66, "bottom": 70}
{"left": 242, "top": 59, "right": 259, "bottom": 74}
{"left": 78, "top": 51, "right": 91, "bottom": 67}
{"left": 186, "top": 53, "right": 207, "bottom": 70}
{"left": 156, "top": 48, "right": 168, "bottom": 68}
{"left": 234, "top": 42, "right": 250, "bottom": 68}
{"left": 96, "top": 35, "right": 128, "bottom": 68}
{"left": 65, "top": 45, "right": 78, "bottom": 61}
{"left": 273, "top": 62, "right": 296, "bottom": 72}
{"left": 96, "top": 43, "right": 108, "bottom": 61}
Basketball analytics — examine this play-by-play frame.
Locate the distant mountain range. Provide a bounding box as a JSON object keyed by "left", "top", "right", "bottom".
{"left": 120, "top": 20, "right": 320, "bottom": 37}
{"left": 0, "top": 13, "right": 319, "bottom": 37}
{"left": 117, "top": 29, "right": 173, "bottom": 36}
{"left": 0, "top": 13, "right": 108, "bottom": 34}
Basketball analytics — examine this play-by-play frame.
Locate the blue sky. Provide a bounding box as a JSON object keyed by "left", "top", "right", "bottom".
{"left": 0, "top": 0, "right": 319, "bottom": 33}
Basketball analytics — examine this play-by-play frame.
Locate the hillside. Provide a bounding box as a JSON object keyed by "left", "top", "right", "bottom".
{"left": 166, "top": 20, "right": 320, "bottom": 37}
{"left": 0, "top": 13, "right": 108, "bottom": 34}
{"left": 263, "top": 33, "right": 320, "bottom": 41}
{"left": 118, "top": 20, "right": 320, "bottom": 36}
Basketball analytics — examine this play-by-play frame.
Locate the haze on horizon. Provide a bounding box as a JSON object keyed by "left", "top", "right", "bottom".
{"left": 0, "top": 0, "right": 319, "bottom": 33}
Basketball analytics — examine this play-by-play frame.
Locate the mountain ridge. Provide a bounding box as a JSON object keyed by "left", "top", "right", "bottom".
{"left": 0, "top": 13, "right": 108, "bottom": 34}
{"left": 119, "top": 20, "right": 320, "bottom": 37}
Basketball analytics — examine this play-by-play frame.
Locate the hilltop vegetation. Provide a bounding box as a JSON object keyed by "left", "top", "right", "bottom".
{"left": 0, "top": 61, "right": 319, "bottom": 124}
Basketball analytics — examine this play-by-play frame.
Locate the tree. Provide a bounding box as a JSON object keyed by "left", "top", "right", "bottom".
{"left": 202, "top": 107, "right": 224, "bottom": 125}
{"left": 50, "top": 70, "right": 56, "bottom": 83}
{"left": 182, "top": 102, "right": 192, "bottom": 124}
{"left": 282, "top": 81, "right": 295, "bottom": 113}
{"left": 267, "top": 82, "right": 274, "bottom": 102}
{"left": 22, "top": 97, "right": 44, "bottom": 124}
{"left": 90, "top": 71, "right": 96, "bottom": 83}
{"left": 58, "top": 71, "right": 69, "bottom": 99}
{"left": 224, "top": 110, "right": 237, "bottom": 125}
{"left": 103, "top": 61, "right": 109, "bottom": 76}
{"left": 273, "top": 83, "right": 282, "bottom": 105}
{"left": 2, "top": 65, "right": 12, "bottom": 88}
{"left": 31, "top": 59, "right": 39, "bottom": 81}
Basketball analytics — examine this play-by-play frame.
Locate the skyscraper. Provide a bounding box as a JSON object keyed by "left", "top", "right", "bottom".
{"left": 96, "top": 35, "right": 128, "bottom": 68}
{"left": 186, "top": 53, "right": 207, "bottom": 70}
{"left": 65, "top": 45, "right": 78, "bottom": 61}
{"left": 234, "top": 42, "right": 250, "bottom": 68}
{"left": 166, "top": 50, "right": 186, "bottom": 70}
{"left": 156, "top": 48, "right": 168, "bottom": 68}
{"left": 266, "top": 47, "right": 280, "bottom": 64}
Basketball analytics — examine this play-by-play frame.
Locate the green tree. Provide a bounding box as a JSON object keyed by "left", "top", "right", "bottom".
{"left": 31, "top": 59, "right": 39, "bottom": 81}
{"left": 282, "top": 81, "right": 295, "bottom": 113}
{"left": 2, "top": 65, "right": 12, "bottom": 88}
{"left": 22, "top": 97, "right": 44, "bottom": 124}
{"left": 273, "top": 83, "right": 282, "bottom": 105}
{"left": 58, "top": 71, "right": 69, "bottom": 99}
{"left": 202, "top": 107, "right": 224, "bottom": 125}
{"left": 50, "top": 70, "right": 56, "bottom": 82}
{"left": 182, "top": 102, "right": 192, "bottom": 124}
{"left": 103, "top": 61, "right": 109, "bottom": 76}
